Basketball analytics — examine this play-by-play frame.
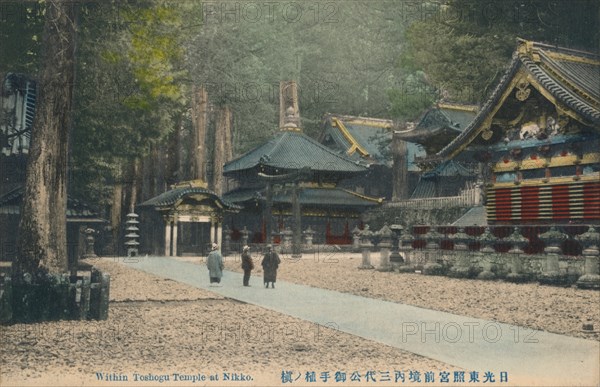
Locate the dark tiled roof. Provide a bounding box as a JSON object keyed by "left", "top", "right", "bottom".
{"left": 139, "top": 187, "right": 241, "bottom": 210}
{"left": 223, "top": 130, "right": 367, "bottom": 175}
{"left": 0, "top": 186, "right": 104, "bottom": 221}
{"left": 410, "top": 161, "right": 475, "bottom": 199}
{"left": 422, "top": 160, "right": 474, "bottom": 178}
{"left": 222, "top": 187, "right": 262, "bottom": 203}
{"left": 320, "top": 115, "right": 425, "bottom": 170}
{"left": 436, "top": 40, "right": 600, "bottom": 160}
{"left": 274, "top": 187, "right": 382, "bottom": 207}
{"left": 223, "top": 186, "right": 382, "bottom": 208}
{"left": 395, "top": 105, "right": 477, "bottom": 154}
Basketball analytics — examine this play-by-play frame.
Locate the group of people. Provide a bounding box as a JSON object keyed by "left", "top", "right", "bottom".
{"left": 205, "top": 243, "right": 280, "bottom": 288}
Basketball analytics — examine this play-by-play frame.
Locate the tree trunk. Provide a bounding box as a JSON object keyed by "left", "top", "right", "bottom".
{"left": 191, "top": 86, "right": 208, "bottom": 181}
{"left": 392, "top": 132, "right": 408, "bottom": 201}
{"left": 212, "top": 105, "right": 232, "bottom": 196}
{"left": 129, "top": 158, "right": 141, "bottom": 213}
{"left": 110, "top": 183, "right": 123, "bottom": 255}
{"left": 15, "top": 2, "right": 77, "bottom": 277}
{"left": 176, "top": 115, "right": 188, "bottom": 182}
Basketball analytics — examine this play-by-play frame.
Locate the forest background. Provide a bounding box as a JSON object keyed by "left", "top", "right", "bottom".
{"left": 1, "top": 0, "right": 598, "bottom": 250}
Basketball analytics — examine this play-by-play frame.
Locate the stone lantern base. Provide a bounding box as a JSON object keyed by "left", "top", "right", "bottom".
{"left": 576, "top": 274, "right": 600, "bottom": 290}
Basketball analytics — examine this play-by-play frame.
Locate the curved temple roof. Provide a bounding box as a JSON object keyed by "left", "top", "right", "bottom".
{"left": 223, "top": 130, "right": 367, "bottom": 175}
{"left": 139, "top": 186, "right": 241, "bottom": 211}
{"left": 434, "top": 39, "right": 600, "bottom": 161}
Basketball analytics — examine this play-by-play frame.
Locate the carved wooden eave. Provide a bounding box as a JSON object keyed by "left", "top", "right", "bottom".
{"left": 430, "top": 39, "right": 600, "bottom": 162}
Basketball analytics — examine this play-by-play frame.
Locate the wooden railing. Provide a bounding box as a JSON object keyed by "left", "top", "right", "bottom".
{"left": 386, "top": 185, "right": 482, "bottom": 209}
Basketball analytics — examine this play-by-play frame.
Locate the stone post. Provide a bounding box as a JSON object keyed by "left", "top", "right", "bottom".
{"left": 241, "top": 226, "right": 249, "bottom": 247}
{"left": 303, "top": 226, "right": 315, "bottom": 253}
{"left": 352, "top": 226, "right": 361, "bottom": 253}
{"left": 506, "top": 227, "right": 529, "bottom": 283}
{"left": 222, "top": 225, "right": 231, "bottom": 256}
{"left": 358, "top": 225, "right": 374, "bottom": 269}
{"left": 538, "top": 226, "right": 568, "bottom": 285}
{"left": 377, "top": 224, "right": 393, "bottom": 271}
{"left": 423, "top": 228, "right": 443, "bottom": 275}
{"left": 477, "top": 228, "right": 496, "bottom": 280}
{"left": 576, "top": 226, "right": 600, "bottom": 289}
{"left": 448, "top": 228, "right": 471, "bottom": 278}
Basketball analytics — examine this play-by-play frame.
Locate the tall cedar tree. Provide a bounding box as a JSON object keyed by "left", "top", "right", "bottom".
{"left": 15, "top": 1, "right": 77, "bottom": 277}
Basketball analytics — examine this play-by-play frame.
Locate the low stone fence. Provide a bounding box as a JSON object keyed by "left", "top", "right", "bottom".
{"left": 355, "top": 223, "right": 599, "bottom": 289}
{"left": 0, "top": 265, "right": 110, "bottom": 324}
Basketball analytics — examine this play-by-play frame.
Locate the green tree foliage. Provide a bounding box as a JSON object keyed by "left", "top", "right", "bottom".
{"left": 70, "top": 1, "right": 193, "bottom": 205}
{"left": 185, "top": 1, "right": 410, "bottom": 152}
{"left": 0, "top": 2, "right": 43, "bottom": 74}
{"left": 400, "top": 0, "right": 599, "bottom": 104}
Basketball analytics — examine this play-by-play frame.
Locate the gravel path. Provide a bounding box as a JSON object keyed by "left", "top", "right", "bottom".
{"left": 1, "top": 258, "right": 449, "bottom": 386}
{"left": 211, "top": 252, "right": 599, "bottom": 341}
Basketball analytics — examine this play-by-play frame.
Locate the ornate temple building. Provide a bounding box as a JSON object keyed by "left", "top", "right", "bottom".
{"left": 223, "top": 83, "right": 382, "bottom": 246}
{"left": 423, "top": 40, "right": 599, "bottom": 225}
{"left": 138, "top": 180, "right": 240, "bottom": 255}
{"left": 320, "top": 114, "right": 421, "bottom": 199}
{"left": 321, "top": 104, "right": 478, "bottom": 202}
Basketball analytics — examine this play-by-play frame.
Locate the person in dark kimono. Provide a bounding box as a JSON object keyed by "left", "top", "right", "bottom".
{"left": 261, "top": 244, "right": 281, "bottom": 289}
{"left": 241, "top": 245, "right": 254, "bottom": 286}
{"left": 206, "top": 243, "right": 224, "bottom": 286}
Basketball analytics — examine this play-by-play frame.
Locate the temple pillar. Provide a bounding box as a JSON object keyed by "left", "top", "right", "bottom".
{"left": 172, "top": 220, "right": 179, "bottom": 257}
{"left": 216, "top": 222, "right": 223, "bottom": 252}
{"left": 265, "top": 182, "right": 273, "bottom": 245}
{"left": 291, "top": 181, "right": 302, "bottom": 258}
{"left": 164, "top": 221, "right": 172, "bottom": 256}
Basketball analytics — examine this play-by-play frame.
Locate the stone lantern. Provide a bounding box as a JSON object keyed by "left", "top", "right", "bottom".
{"left": 83, "top": 227, "right": 98, "bottom": 259}
{"left": 389, "top": 222, "right": 404, "bottom": 264}
{"left": 303, "top": 226, "right": 315, "bottom": 253}
{"left": 377, "top": 223, "right": 393, "bottom": 271}
{"left": 505, "top": 227, "right": 529, "bottom": 282}
{"left": 281, "top": 227, "right": 293, "bottom": 254}
{"left": 576, "top": 226, "right": 600, "bottom": 289}
{"left": 448, "top": 228, "right": 471, "bottom": 278}
{"left": 538, "top": 226, "right": 568, "bottom": 285}
{"left": 423, "top": 228, "right": 443, "bottom": 275}
{"left": 125, "top": 212, "right": 140, "bottom": 257}
{"left": 358, "top": 225, "right": 374, "bottom": 269}
{"left": 352, "top": 226, "right": 361, "bottom": 253}
{"left": 477, "top": 228, "right": 496, "bottom": 280}
{"left": 397, "top": 230, "right": 415, "bottom": 272}
{"left": 241, "top": 226, "right": 249, "bottom": 247}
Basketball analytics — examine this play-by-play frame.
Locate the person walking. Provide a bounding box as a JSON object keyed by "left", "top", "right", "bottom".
{"left": 206, "top": 243, "right": 224, "bottom": 286}
{"left": 261, "top": 244, "right": 281, "bottom": 289}
{"left": 241, "top": 245, "right": 254, "bottom": 286}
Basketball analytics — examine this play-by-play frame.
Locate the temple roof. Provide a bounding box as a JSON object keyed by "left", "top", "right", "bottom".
{"left": 0, "top": 186, "right": 104, "bottom": 222}
{"left": 223, "top": 130, "right": 367, "bottom": 176}
{"left": 394, "top": 104, "right": 477, "bottom": 154}
{"left": 223, "top": 186, "right": 382, "bottom": 208}
{"left": 139, "top": 185, "right": 241, "bottom": 211}
{"left": 434, "top": 39, "right": 600, "bottom": 161}
{"left": 320, "top": 114, "right": 425, "bottom": 169}
{"left": 410, "top": 161, "right": 475, "bottom": 199}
